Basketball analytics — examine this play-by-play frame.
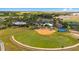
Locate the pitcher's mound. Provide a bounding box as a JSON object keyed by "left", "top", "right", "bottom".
{"left": 35, "top": 28, "right": 56, "bottom": 35}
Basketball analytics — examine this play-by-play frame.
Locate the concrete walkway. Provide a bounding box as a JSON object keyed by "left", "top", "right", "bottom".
{"left": 0, "top": 40, "right": 5, "bottom": 51}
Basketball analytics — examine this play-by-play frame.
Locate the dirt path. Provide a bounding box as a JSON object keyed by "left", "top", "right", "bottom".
{"left": 11, "top": 35, "right": 79, "bottom": 51}
{"left": 10, "top": 30, "right": 79, "bottom": 51}
{"left": 35, "top": 28, "right": 56, "bottom": 35}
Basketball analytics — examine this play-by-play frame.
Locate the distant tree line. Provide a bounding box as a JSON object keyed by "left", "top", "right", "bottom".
{"left": 0, "top": 12, "right": 70, "bottom": 29}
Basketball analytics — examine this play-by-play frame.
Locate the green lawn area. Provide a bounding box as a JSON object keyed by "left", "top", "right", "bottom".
{"left": 0, "top": 27, "right": 30, "bottom": 51}
{"left": 63, "top": 17, "right": 79, "bottom": 22}
{"left": 0, "top": 27, "right": 79, "bottom": 50}
{"left": 63, "top": 19, "right": 79, "bottom": 22}
{"left": 14, "top": 29, "right": 79, "bottom": 48}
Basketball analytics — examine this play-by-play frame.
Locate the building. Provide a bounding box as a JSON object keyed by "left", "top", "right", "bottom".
{"left": 12, "top": 21, "right": 27, "bottom": 26}
{"left": 72, "top": 13, "right": 79, "bottom": 16}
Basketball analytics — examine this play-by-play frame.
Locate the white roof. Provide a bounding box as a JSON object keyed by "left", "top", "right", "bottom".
{"left": 44, "top": 23, "right": 53, "bottom": 26}
{"left": 13, "top": 22, "right": 26, "bottom": 25}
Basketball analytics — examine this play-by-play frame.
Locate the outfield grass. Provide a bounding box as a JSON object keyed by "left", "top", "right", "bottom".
{"left": 14, "top": 29, "right": 79, "bottom": 48}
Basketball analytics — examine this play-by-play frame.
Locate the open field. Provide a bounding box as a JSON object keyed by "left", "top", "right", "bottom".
{"left": 63, "top": 16, "right": 79, "bottom": 22}
{"left": 0, "top": 27, "right": 30, "bottom": 51}
{"left": 13, "top": 28, "right": 79, "bottom": 48}
{"left": 0, "top": 27, "right": 79, "bottom": 50}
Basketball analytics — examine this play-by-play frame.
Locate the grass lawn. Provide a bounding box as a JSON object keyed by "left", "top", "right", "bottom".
{"left": 14, "top": 29, "right": 79, "bottom": 48}
{"left": 0, "top": 27, "right": 30, "bottom": 51}
{"left": 0, "top": 27, "right": 79, "bottom": 50}
{"left": 63, "top": 16, "right": 79, "bottom": 22}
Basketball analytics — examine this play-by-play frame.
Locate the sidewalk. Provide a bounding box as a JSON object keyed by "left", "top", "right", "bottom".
{"left": 0, "top": 40, "right": 5, "bottom": 51}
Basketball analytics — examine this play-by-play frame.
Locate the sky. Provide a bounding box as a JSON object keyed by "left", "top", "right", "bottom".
{"left": 0, "top": 0, "right": 79, "bottom": 11}
{"left": 0, "top": 8, "right": 79, "bottom": 11}
{"left": 0, "top": 0, "right": 79, "bottom": 8}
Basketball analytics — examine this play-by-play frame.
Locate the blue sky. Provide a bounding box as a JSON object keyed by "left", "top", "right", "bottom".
{"left": 0, "top": 8, "right": 79, "bottom": 11}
